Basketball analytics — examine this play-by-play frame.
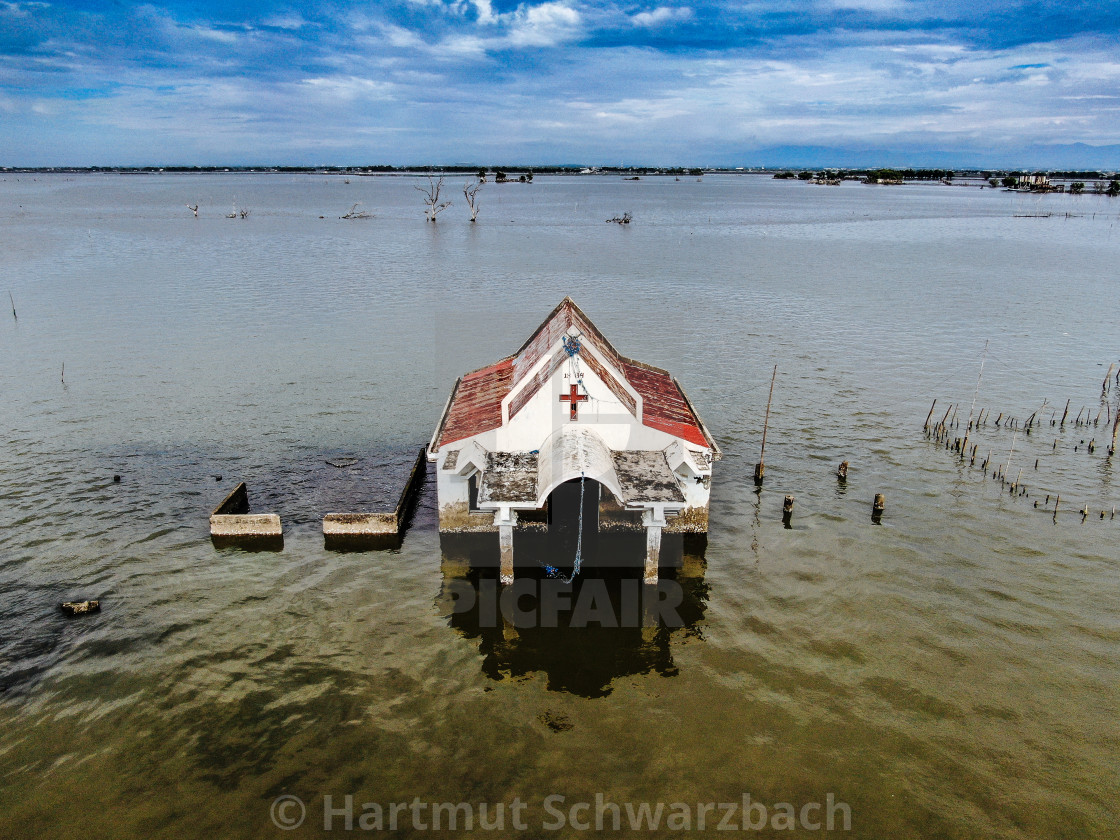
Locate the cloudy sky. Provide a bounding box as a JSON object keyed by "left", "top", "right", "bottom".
{"left": 1, "top": 0, "right": 1118, "bottom": 166}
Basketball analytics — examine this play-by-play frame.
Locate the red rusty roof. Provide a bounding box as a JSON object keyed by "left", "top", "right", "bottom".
{"left": 433, "top": 298, "right": 717, "bottom": 452}
{"left": 620, "top": 362, "right": 710, "bottom": 449}
{"left": 438, "top": 359, "right": 513, "bottom": 446}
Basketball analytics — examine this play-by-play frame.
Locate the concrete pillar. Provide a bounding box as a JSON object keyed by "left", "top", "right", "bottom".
{"left": 499, "top": 523, "right": 514, "bottom": 584}
{"left": 644, "top": 524, "right": 662, "bottom": 584}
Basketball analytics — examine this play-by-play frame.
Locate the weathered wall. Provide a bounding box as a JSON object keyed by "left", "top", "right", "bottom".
{"left": 438, "top": 501, "right": 499, "bottom": 533}
{"left": 664, "top": 505, "right": 710, "bottom": 534}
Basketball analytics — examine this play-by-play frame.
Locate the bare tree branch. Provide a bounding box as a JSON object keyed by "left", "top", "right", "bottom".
{"left": 415, "top": 175, "right": 452, "bottom": 222}
{"left": 341, "top": 203, "right": 371, "bottom": 219}
{"left": 463, "top": 179, "right": 483, "bottom": 222}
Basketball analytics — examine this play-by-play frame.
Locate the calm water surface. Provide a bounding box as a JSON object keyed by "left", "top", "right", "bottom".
{"left": 1, "top": 174, "right": 1118, "bottom": 838}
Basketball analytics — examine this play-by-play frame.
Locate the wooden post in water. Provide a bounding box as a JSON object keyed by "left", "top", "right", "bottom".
{"left": 1109, "top": 412, "right": 1120, "bottom": 457}
{"left": 755, "top": 364, "right": 777, "bottom": 486}
{"left": 7, "top": 291, "right": 15, "bottom": 321}
{"left": 872, "top": 493, "right": 885, "bottom": 523}
{"left": 782, "top": 495, "right": 794, "bottom": 528}
{"left": 837, "top": 461, "right": 848, "bottom": 481}
{"left": 1060, "top": 399, "right": 1070, "bottom": 428}
{"left": 924, "top": 400, "right": 937, "bottom": 434}
{"left": 939, "top": 404, "right": 953, "bottom": 437}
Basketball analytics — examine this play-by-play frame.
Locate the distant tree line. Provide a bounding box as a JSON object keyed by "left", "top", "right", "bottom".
{"left": 773, "top": 168, "right": 955, "bottom": 182}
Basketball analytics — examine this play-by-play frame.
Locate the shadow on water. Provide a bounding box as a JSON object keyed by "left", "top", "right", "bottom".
{"left": 435, "top": 533, "right": 709, "bottom": 698}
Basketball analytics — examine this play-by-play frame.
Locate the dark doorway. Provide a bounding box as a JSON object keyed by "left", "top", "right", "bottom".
{"left": 546, "top": 477, "right": 600, "bottom": 568}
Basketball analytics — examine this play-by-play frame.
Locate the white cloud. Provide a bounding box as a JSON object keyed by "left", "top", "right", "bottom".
{"left": 189, "top": 25, "right": 240, "bottom": 45}
{"left": 632, "top": 7, "right": 692, "bottom": 27}
{"left": 472, "top": 0, "right": 497, "bottom": 24}
{"left": 379, "top": 23, "right": 427, "bottom": 49}
{"left": 298, "top": 76, "right": 395, "bottom": 101}
{"left": 262, "top": 13, "right": 308, "bottom": 30}
{"left": 507, "top": 2, "right": 582, "bottom": 47}
{"left": 0, "top": 2, "right": 49, "bottom": 18}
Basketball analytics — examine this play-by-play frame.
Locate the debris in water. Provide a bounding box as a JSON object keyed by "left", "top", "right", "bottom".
{"left": 60, "top": 600, "right": 100, "bottom": 617}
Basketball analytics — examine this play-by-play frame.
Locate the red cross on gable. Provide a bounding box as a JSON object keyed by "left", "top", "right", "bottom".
{"left": 559, "top": 384, "right": 589, "bottom": 420}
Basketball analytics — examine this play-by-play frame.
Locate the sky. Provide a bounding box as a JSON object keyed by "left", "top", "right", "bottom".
{"left": 1, "top": 0, "right": 1119, "bottom": 167}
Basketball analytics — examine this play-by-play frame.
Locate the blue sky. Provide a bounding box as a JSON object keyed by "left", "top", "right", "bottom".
{"left": 1, "top": 0, "right": 1119, "bottom": 166}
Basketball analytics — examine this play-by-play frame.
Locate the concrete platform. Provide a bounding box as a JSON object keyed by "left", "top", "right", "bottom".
{"left": 210, "top": 482, "right": 283, "bottom": 549}
{"left": 322, "top": 512, "right": 397, "bottom": 535}
{"left": 210, "top": 513, "right": 282, "bottom": 537}
{"left": 322, "top": 447, "right": 427, "bottom": 550}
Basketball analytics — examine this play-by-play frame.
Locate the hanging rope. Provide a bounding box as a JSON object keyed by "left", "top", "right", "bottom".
{"left": 567, "top": 472, "right": 586, "bottom": 583}
{"left": 565, "top": 335, "right": 587, "bottom": 399}
{"left": 542, "top": 471, "right": 586, "bottom": 583}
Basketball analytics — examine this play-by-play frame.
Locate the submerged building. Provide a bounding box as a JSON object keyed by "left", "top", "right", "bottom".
{"left": 427, "top": 298, "right": 720, "bottom": 583}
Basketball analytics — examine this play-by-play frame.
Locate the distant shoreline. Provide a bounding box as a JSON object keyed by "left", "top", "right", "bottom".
{"left": 2, "top": 165, "right": 1117, "bottom": 179}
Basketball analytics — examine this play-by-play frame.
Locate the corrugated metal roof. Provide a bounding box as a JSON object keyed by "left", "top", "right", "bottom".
{"left": 620, "top": 362, "right": 710, "bottom": 449}
{"left": 438, "top": 359, "right": 513, "bottom": 446}
{"left": 434, "top": 298, "right": 714, "bottom": 450}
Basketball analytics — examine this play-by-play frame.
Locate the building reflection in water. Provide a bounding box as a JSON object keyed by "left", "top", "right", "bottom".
{"left": 435, "top": 533, "right": 709, "bottom": 698}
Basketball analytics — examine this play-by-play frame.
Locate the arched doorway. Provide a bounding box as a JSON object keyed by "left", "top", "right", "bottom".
{"left": 546, "top": 476, "right": 600, "bottom": 569}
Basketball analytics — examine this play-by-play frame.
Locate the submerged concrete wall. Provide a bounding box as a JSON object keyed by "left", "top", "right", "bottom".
{"left": 323, "top": 447, "right": 427, "bottom": 549}
{"left": 210, "top": 482, "right": 283, "bottom": 548}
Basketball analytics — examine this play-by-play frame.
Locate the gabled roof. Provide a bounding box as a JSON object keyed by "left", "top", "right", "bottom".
{"left": 429, "top": 297, "right": 719, "bottom": 454}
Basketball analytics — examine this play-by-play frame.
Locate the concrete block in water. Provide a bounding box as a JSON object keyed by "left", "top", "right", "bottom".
{"left": 212, "top": 481, "right": 250, "bottom": 516}
{"left": 210, "top": 482, "right": 283, "bottom": 548}
{"left": 323, "top": 512, "right": 399, "bottom": 536}
{"left": 210, "top": 513, "right": 282, "bottom": 537}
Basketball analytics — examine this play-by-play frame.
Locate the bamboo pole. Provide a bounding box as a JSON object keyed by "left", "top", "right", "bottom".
{"left": 939, "top": 404, "right": 953, "bottom": 435}
{"left": 1003, "top": 431, "right": 1017, "bottom": 479}
{"left": 7, "top": 291, "right": 15, "bottom": 320}
{"left": 961, "top": 340, "right": 988, "bottom": 457}
{"left": 924, "top": 399, "right": 937, "bottom": 433}
{"left": 755, "top": 364, "right": 777, "bottom": 485}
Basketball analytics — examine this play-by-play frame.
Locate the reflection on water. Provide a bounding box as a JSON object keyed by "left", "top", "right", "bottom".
{"left": 437, "top": 535, "right": 709, "bottom": 698}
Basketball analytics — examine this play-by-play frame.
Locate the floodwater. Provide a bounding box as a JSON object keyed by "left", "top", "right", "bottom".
{"left": 1, "top": 173, "right": 1118, "bottom": 838}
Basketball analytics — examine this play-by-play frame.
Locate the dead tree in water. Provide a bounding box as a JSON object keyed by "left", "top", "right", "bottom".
{"left": 340, "top": 203, "right": 371, "bottom": 219}
{"left": 463, "top": 180, "right": 483, "bottom": 222}
{"left": 186, "top": 204, "right": 198, "bottom": 217}
{"left": 416, "top": 175, "right": 452, "bottom": 222}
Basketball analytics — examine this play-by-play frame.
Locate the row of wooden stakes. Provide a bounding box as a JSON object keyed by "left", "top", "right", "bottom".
{"left": 924, "top": 409, "right": 1118, "bottom": 523}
